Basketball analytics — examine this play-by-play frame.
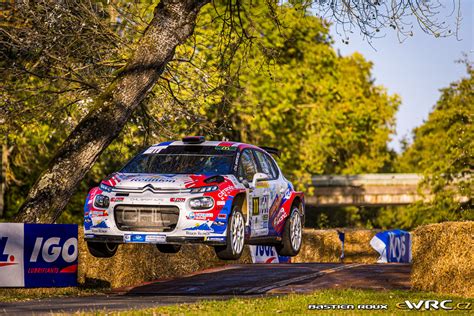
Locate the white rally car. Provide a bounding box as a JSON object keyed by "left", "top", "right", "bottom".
{"left": 84, "top": 136, "right": 304, "bottom": 260}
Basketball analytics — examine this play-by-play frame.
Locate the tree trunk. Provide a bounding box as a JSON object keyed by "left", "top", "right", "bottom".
{"left": 15, "top": 0, "right": 209, "bottom": 223}
{"left": 0, "top": 143, "right": 7, "bottom": 218}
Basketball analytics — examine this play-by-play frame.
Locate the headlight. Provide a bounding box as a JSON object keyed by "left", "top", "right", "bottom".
{"left": 190, "top": 186, "right": 218, "bottom": 193}
{"left": 94, "top": 195, "right": 110, "bottom": 208}
{"left": 189, "top": 197, "right": 214, "bottom": 209}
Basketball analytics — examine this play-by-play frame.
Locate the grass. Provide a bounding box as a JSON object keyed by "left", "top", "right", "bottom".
{"left": 0, "top": 286, "right": 105, "bottom": 302}
{"left": 84, "top": 289, "right": 474, "bottom": 315}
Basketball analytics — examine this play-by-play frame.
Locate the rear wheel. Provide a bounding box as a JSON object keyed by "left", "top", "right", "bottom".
{"left": 214, "top": 206, "right": 245, "bottom": 260}
{"left": 156, "top": 244, "right": 181, "bottom": 253}
{"left": 276, "top": 206, "right": 302, "bottom": 256}
{"left": 87, "top": 241, "right": 118, "bottom": 258}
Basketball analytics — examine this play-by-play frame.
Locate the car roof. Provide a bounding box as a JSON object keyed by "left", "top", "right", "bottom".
{"left": 145, "top": 140, "right": 261, "bottom": 153}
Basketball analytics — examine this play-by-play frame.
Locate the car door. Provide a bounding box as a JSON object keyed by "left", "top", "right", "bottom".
{"left": 253, "top": 150, "right": 280, "bottom": 236}
{"left": 236, "top": 149, "right": 266, "bottom": 237}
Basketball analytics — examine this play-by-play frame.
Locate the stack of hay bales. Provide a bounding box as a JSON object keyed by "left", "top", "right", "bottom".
{"left": 78, "top": 228, "right": 381, "bottom": 288}
{"left": 411, "top": 221, "right": 474, "bottom": 297}
{"left": 294, "top": 229, "right": 380, "bottom": 263}
{"left": 78, "top": 229, "right": 251, "bottom": 288}
{"left": 78, "top": 222, "right": 474, "bottom": 297}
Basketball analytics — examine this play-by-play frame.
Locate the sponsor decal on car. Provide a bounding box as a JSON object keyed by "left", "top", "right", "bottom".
{"left": 256, "top": 181, "right": 270, "bottom": 188}
{"left": 124, "top": 234, "right": 166, "bottom": 243}
{"left": 89, "top": 210, "right": 108, "bottom": 217}
{"left": 217, "top": 186, "right": 235, "bottom": 200}
{"left": 215, "top": 145, "right": 237, "bottom": 151}
{"left": 273, "top": 207, "right": 286, "bottom": 228}
{"left": 205, "top": 236, "right": 226, "bottom": 242}
{"left": 185, "top": 231, "right": 211, "bottom": 236}
{"left": 130, "top": 175, "right": 176, "bottom": 183}
{"left": 170, "top": 197, "right": 186, "bottom": 202}
{"left": 111, "top": 197, "right": 124, "bottom": 202}
{"left": 252, "top": 197, "right": 259, "bottom": 215}
{"left": 186, "top": 212, "right": 214, "bottom": 221}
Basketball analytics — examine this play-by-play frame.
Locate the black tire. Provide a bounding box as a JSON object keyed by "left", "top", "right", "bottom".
{"left": 156, "top": 244, "right": 181, "bottom": 253}
{"left": 87, "top": 241, "right": 118, "bottom": 258}
{"left": 214, "top": 206, "right": 245, "bottom": 260}
{"left": 276, "top": 205, "right": 303, "bottom": 257}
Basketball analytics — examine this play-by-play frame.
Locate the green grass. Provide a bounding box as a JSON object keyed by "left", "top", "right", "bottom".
{"left": 97, "top": 289, "right": 473, "bottom": 315}
{"left": 0, "top": 286, "right": 104, "bottom": 302}
{"left": 1, "top": 288, "right": 472, "bottom": 315}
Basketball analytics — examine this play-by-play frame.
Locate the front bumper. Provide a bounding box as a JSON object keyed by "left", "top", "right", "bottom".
{"left": 84, "top": 190, "right": 230, "bottom": 246}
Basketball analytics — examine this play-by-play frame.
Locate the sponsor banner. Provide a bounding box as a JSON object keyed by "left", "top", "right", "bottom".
{"left": 370, "top": 229, "right": 412, "bottom": 263}
{"left": 0, "top": 223, "right": 25, "bottom": 287}
{"left": 250, "top": 245, "right": 291, "bottom": 264}
{"left": 0, "top": 223, "right": 78, "bottom": 288}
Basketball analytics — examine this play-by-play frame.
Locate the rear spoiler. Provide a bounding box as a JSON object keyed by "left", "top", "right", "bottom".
{"left": 259, "top": 146, "right": 280, "bottom": 158}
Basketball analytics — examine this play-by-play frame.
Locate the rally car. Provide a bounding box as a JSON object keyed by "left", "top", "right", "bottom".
{"left": 84, "top": 136, "right": 304, "bottom": 260}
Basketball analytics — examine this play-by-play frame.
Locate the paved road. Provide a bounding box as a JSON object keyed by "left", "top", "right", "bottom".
{"left": 0, "top": 263, "right": 410, "bottom": 315}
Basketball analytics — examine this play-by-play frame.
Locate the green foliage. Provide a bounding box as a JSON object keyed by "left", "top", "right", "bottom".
{"left": 186, "top": 3, "right": 400, "bottom": 189}
{"left": 393, "top": 63, "right": 474, "bottom": 228}
{"left": 1, "top": 2, "right": 399, "bottom": 224}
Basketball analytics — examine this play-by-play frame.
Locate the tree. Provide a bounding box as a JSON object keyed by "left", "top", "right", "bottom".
{"left": 0, "top": 0, "right": 461, "bottom": 223}
{"left": 9, "top": 0, "right": 209, "bottom": 222}
{"left": 393, "top": 62, "right": 473, "bottom": 228}
{"left": 187, "top": 3, "right": 399, "bottom": 186}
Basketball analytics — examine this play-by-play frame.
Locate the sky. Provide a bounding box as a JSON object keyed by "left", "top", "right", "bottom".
{"left": 327, "top": 0, "right": 473, "bottom": 152}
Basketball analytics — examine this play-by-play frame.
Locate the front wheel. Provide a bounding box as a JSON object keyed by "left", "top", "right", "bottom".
{"left": 214, "top": 207, "right": 245, "bottom": 260}
{"left": 276, "top": 206, "right": 302, "bottom": 256}
{"left": 87, "top": 241, "right": 118, "bottom": 258}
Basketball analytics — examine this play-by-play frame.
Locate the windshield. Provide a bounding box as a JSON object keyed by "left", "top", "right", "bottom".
{"left": 121, "top": 145, "right": 236, "bottom": 176}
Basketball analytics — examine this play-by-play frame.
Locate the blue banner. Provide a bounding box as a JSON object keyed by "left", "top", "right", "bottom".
{"left": 23, "top": 224, "right": 78, "bottom": 287}
{"left": 370, "top": 229, "right": 411, "bottom": 263}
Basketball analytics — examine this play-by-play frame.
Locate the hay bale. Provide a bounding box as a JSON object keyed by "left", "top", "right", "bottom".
{"left": 294, "top": 229, "right": 379, "bottom": 263}
{"left": 411, "top": 221, "right": 474, "bottom": 297}
{"left": 78, "top": 228, "right": 382, "bottom": 288}
{"left": 78, "top": 229, "right": 251, "bottom": 288}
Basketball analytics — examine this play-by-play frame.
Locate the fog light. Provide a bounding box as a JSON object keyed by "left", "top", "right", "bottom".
{"left": 189, "top": 197, "right": 214, "bottom": 209}
{"left": 94, "top": 195, "right": 110, "bottom": 208}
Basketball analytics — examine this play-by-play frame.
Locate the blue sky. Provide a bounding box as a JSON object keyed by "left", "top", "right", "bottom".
{"left": 327, "top": 0, "right": 473, "bottom": 152}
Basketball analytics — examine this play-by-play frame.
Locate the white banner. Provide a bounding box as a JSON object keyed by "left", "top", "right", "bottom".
{"left": 249, "top": 245, "right": 291, "bottom": 264}
{"left": 0, "top": 223, "right": 25, "bottom": 287}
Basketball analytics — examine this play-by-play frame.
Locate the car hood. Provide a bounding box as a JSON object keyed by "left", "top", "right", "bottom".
{"left": 101, "top": 173, "right": 226, "bottom": 190}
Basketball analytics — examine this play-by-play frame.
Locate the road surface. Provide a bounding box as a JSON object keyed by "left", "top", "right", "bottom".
{"left": 0, "top": 263, "right": 410, "bottom": 315}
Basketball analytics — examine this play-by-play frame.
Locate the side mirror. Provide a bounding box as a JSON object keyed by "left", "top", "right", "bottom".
{"left": 252, "top": 172, "right": 269, "bottom": 188}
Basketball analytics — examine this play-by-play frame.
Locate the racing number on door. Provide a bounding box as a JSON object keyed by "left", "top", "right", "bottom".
{"left": 252, "top": 198, "right": 259, "bottom": 215}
